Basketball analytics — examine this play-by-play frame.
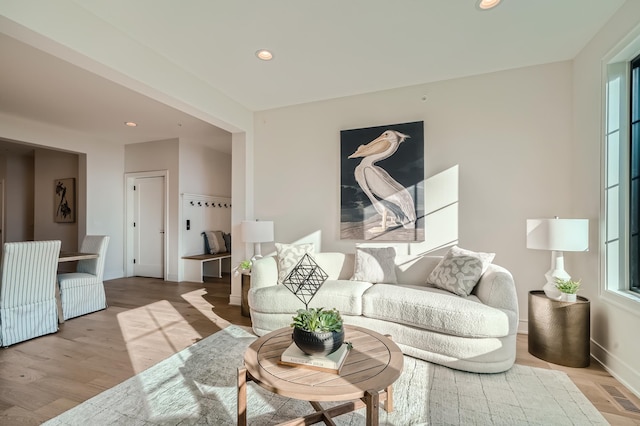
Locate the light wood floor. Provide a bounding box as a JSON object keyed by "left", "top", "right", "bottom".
{"left": 0, "top": 276, "right": 638, "bottom": 425}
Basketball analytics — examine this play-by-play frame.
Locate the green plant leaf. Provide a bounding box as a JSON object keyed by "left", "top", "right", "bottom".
{"left": 290, "top": 307, "right": 343, "bottom": 332}
{"left": 554, "top": 277, "right": 581, "bottom": 294}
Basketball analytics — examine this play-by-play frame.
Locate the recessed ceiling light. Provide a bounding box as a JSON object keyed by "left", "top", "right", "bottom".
{"left": 255, "top": 49, "right": 274, "bottom": 61}
{"left": 477, "top": 0, "right": 501, "bottom": 10}
{"left": 125, "top": 121, "right": 137, "bottom": 127}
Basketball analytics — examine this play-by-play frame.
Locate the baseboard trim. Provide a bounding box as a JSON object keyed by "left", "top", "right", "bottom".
{"left": 591, "top": 339, "right": 640, "bottom": 400}
{"left": 229, "top": 294, "right": 240, "bottom": 306}
{"left": 518, "top": 319, "right": 528, "bottom": 334}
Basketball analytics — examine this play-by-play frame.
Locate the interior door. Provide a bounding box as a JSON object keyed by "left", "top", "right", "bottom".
{"left": 133, "top": 176, "right": 164, "bottom": 278}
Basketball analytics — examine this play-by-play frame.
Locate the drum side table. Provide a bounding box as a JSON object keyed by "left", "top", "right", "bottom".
{"left": 528, "top": 290, "right": 590, "bottom": 367}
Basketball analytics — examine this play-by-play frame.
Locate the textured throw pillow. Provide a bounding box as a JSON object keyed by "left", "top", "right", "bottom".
{"left": 275, "top": 243, "right": 315, "bottom": 284}
{"left": 351, "top": 247, "right": 397, "bottom": 284}
{"left": 427, "top": 246, "right": 495, "bottom": 296}
{"left": 204, "top": 230, "right": 226, "bottom": 254}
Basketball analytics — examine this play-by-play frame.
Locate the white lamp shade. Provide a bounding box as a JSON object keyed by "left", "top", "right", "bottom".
{"left": 526, "top": 218, "right": 589, "bottom": 252}
{"left": 241, "top": 220, "right": 274, "bottom": 243}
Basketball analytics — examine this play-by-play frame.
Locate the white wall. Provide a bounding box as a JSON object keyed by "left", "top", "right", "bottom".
{"left": 254, "top": 61, "right": 574, "bottom": 332}
{"left": 179, "top": 140, "right": 232, "bottom": 196}
{"left": 572, "top": 0, "right": 640, "bottom": 398}
{"left": 0, "top": 112, "right": 124, "bottom": 279}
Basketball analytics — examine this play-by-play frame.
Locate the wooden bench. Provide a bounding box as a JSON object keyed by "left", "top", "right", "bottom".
{"left": 182, "top": 252, "right": 231, "bottom": 283}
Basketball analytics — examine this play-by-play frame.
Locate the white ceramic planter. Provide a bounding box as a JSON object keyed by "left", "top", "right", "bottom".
{"left": 559, "top": 293, "right": 577, "bottom": 302}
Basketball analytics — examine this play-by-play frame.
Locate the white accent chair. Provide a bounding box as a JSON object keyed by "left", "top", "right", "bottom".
{"left": 58, "top": 235, "right": 110, "bottom": 320}
{"left": 0, "top": 240, "right": 61, "bottom": 347}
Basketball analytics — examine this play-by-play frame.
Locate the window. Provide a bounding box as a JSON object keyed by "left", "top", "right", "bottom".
{"left": 631, "top": 55, "right": 640, "bottom": 294}
{"left": 604, "top": 42, "right": 640, "bottom": 303}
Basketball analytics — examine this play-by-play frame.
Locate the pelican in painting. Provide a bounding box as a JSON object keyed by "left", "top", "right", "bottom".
{"left": 348, "top": 130, "right": 416, "bottom": 233}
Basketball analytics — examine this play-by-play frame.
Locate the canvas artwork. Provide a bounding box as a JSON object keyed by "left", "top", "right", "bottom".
{"left": 54, "top": 178, "right": 75, "bottom": 223}
{"left": 340, "top": 121, "right": 424, "bottom": 241}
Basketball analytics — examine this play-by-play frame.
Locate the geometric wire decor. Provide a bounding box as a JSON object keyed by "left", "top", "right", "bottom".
{"left": 282, "top": 253, "right": 329, "bottom": 309}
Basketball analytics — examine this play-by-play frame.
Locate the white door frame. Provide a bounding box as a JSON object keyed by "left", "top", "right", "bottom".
{"left": 0, "top": 179, "right": 4, "bottom": 249}
{"left": 124, "top": 170, "right": 169, "bottom": 279}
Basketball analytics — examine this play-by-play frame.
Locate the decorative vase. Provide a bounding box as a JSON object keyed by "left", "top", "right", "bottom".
{"left": 292, "top": 327, "right": 344, "bottom": 356}
{"left": 559, "top": 293, "right": 577, "bottom": 302}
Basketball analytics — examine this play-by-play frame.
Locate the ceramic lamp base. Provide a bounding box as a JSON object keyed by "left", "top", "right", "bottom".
{"left": 543, "top": 282, "right": 562, "bottom": 300}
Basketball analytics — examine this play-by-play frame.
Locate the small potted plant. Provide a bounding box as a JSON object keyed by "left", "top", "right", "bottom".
{"left": 555, "top": 277, "right": 581, "bottom": 302}
{"left": 291, "top": 307, "right": 345, "bottom": 356}
{"left": 232, "top": 259, "right": 252, "bottom": 277}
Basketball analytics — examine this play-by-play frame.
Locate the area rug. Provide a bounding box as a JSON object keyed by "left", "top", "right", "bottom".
{"left": 44, "top": 326, "right": 608, "bottom": 425}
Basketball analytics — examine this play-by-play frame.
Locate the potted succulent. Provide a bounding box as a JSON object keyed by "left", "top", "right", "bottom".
{"left": 291, "top": 307, "right": 345, "bottom": 356}
{"left": 555, "top": 278, "right": 581, "bottom": 302}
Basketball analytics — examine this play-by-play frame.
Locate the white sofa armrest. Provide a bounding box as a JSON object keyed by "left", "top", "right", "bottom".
{"left": 473, "top": 264, "right": 519, "bottom": 332}
{"left": 251, "top": 256, "right": 279, "bottom": 290}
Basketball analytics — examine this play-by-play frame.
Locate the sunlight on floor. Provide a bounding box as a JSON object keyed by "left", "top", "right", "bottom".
{"left": 115, "top": 288, "right": 232, "bottom": 375}
{"left": 117, "top": 299, "right": 202, "bottom": 373}
{"left": 112, "top": 289, "right": 241, "bottom": 422}
{"left": 180, "top": 288, "right": 233, "bottom": 328}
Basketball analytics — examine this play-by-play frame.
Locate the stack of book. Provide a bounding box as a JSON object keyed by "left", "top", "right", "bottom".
{"left": 279, "top": 343, "right": 350, "bottom": 374}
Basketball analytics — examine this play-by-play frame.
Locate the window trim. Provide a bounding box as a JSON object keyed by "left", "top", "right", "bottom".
{"left": 601, "top": 27, "right": 640, "bottom": 314}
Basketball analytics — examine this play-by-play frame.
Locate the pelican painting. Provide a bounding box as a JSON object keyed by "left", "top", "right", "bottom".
{"left": 340, "top": 121, "right": 424, "bottom": 241}
{"left": 348, "top": 130, "right": 417, "bottom": 234}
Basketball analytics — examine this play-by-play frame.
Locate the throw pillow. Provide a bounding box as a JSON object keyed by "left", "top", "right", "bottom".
{"left": 204, "top": 230, "right": 226, "bottom": 254}
{"left": 223, "top": 232, "right": 232, "bottom": 252}
{"left": 201, "top": 232, "right": 211, "bottom": 254}
{"left": 275, "top": 243, "right": 315, "bottom": 284}
{"left": 351, "top": 246, "right": 397, "bottom": 284}
{"left": 427, "top": 246, "right": 495, "bottom": 296}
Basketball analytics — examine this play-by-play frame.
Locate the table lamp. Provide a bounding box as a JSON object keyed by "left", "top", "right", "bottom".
{"left": 526, "top": 217, "right": 589, "bottom": 299}
{"left": 241, "top": 220, "right": 274, "bottom": 260}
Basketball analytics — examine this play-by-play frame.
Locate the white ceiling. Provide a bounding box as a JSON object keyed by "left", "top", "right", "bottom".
{"left": 0, "top": 0, "right": 627, "bottom": 152}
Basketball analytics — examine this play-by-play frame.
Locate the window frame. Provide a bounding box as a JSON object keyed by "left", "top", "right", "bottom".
{"left": 631, "top": 55, "right": 640, "bottom": 295}
{"left": 601, "top": 29, "right": 640, "bottom": 313}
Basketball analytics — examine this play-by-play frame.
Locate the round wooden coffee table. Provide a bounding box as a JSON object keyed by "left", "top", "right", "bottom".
{"left": 237, "top": 325, "right": 403, "bottom": 426}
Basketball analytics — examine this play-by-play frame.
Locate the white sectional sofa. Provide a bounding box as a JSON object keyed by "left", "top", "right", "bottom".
{"left": 249, "top": 251, "right": 519, "bottom": 373}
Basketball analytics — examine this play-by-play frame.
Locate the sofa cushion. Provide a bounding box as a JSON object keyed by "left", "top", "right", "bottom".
{"left": 250, "top": 279, "right": 373, "bottom": 316}
{"left": 427, "top": 246, "right": 495, "bottom": 296}
{"left": 351, "top": 246, "right": 397, "bottom": 284}
{"left": 361, "top": 284, "right": 510, "bottom": 338}
{"left": 275, "top": 243, "right": 315, "bottom": 284}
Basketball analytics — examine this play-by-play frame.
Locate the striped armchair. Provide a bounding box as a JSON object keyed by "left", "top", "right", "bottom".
{"left": 58, "top": 235, "right": 110, "bottom": 320}
{"left": 0, "top": 240, "right": 61, "bottom": 347}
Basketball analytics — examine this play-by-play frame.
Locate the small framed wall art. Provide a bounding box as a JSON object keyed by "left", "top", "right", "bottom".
{"left": 54, "top": 178, "right": 75, "bottom": 223}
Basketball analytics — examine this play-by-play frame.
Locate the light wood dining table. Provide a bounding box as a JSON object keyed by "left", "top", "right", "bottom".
{"left": 55, "top": 252, "right": 99, "bottom": 323}
{"left": 59, "top": 251, "right": 99, "bottom": 262}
